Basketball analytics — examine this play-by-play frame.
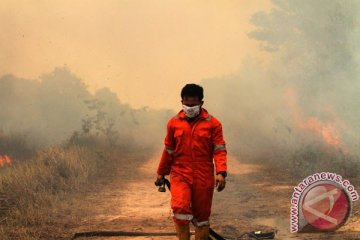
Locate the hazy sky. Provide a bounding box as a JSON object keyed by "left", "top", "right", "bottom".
{"left": 0, "top": 0, "right": 272, "bottom": 111}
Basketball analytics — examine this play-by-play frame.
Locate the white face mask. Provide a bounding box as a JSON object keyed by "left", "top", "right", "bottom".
{"left": 182, "top": 104, "right": 201, "bottom": 118}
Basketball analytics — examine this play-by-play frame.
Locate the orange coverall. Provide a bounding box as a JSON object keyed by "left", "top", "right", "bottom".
{"left": 157, "top": 107, "right": 227, "bottom": 227}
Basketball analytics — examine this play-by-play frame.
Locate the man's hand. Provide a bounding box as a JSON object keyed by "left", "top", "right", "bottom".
{"left": 154, "top": 175, "right": 165, "bottom": 186}
{"left": 215, "top": 174, "right": 226, "bottom": 192}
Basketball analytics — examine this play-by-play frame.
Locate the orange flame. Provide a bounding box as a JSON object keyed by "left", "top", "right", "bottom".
{"left": 285, "top": 88, "right": 341, "bottom": 147}
{"left": 304, "top": 117, "right": 340, "bottom": 146}
{"left": 0, "top": 154, "right": 12, "bottom": 167}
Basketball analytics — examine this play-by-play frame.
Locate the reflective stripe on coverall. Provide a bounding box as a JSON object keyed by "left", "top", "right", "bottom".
{"left": 156, "top": 107, "right": 227, "bottom": 226}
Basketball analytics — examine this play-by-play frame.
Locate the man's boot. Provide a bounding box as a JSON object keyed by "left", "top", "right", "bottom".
{"left": 174, "top": 222, "right": 190, "bottom": 240}
{"left": 195, "top": 225, "right": 209, "bottom": 240}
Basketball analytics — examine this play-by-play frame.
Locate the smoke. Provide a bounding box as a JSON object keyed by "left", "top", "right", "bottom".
{"left": 1, "top": 0, "right": 359, "bottom": 176}
{"left": 200, "top": 0, "right": 360, "bottom": 175}
{"left": 0, "top": 66, "right": 173, "bottom": 152}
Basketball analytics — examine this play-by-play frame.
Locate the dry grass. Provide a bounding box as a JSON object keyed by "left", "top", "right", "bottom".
{"left": 0, "top": 134, "right": 148, "bottom": 240}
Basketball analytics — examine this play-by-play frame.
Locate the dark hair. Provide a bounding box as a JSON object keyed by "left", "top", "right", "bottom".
{"left": 181, "top": 84, "right": 204, "bottom": 101}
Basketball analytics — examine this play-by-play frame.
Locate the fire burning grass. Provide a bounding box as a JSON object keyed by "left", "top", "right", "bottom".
{"left": 0, "top": 154, "right": 12, "bottom": 167}
{"left": 264, "top": 88, "right": 360, "bottom": 181}
{"left": 285, "top": 88, "right": 342, "bottom": 149}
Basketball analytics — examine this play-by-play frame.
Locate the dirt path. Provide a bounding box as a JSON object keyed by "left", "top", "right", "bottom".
{"left": 68, "top": 150, "right": 360, "bottom": 240}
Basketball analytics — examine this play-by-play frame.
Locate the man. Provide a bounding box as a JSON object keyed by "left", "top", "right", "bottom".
{"left": 155, "top": 84, "right": 227, "bottom": 240}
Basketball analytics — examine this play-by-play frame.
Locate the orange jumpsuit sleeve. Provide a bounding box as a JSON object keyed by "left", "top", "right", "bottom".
{"left": 157, "top": 119, "right": 175, "bottom": 176}
{"left": 212, "top": 121, "right": 227, "bottom": 174}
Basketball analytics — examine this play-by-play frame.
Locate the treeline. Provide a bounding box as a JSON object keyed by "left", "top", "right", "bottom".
{"left": 0, "top": 66, "right": 173, "bottom": 158}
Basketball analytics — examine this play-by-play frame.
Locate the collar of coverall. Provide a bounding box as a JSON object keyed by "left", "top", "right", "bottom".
{"left": 177, "top": 107, "right": 209, "bottom": 120}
